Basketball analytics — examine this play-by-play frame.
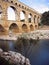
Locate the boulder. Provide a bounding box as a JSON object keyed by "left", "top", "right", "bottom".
{"left": 0, "top": 48, "right": 31, "bottom": 65}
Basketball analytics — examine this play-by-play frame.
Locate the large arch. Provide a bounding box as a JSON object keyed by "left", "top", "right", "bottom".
{"left": 9, "top": 23, "right": 19, "bottom": 33}
{"left": 20, "top": 10, "right": 26, "bottom": 22}
{"left": 30, "top": 24, "right": 34, "bottom": 31}
{"left": 28, "top": 13, "right": 32, "bottom": 23}
{"left": 7, "top": 6, "right": 16, "bottom": 20}
{"left": 22, "top": 24, "right": 28, "bottom": 32}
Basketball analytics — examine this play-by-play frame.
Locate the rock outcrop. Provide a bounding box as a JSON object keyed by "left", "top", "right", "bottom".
{"left": 0, "top": 48, "right": 31, "bottom": 65}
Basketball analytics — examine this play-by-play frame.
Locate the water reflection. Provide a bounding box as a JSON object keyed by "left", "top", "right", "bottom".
{"left": 8, "top": 41, "right": 16, "bottom": 51}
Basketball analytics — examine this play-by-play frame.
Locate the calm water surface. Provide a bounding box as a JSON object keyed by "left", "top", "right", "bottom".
{"left": 0, "top": 39, "right": 49, "bottom": 65}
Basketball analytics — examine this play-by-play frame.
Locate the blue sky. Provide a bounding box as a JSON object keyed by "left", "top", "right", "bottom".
{"left": 19, "top": 0, "right": 49, "bottom": 13}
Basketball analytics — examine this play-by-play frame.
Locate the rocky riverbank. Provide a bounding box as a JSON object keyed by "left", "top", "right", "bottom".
{"left": 0, "top": 30, "right": 49, "bottom": 40}
{"left": 0, "top": 48, "right": 31, "bottom": 65}
{"left": 19, "top": 30, "right": 49, "bottom": 39}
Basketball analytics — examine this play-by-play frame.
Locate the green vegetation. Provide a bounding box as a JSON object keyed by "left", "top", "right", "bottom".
{"left": 41, "top": 11, "right": 49, "bottom": 25}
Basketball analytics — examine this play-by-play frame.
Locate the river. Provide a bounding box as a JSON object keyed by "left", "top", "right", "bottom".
{"left": 0, "top": 39, "right": 49, "bottom": 65}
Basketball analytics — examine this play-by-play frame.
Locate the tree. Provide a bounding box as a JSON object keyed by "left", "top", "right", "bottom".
{"left": 41, "top": 11, "right": 49, "bottom": 25}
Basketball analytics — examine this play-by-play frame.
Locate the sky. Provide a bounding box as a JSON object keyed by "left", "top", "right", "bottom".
{"left": 19, "top": 0, "right": 49, "bottom": 13}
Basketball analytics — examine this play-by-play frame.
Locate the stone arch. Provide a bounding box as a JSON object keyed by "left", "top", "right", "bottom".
{"left": 28, "top": 13, "right": 32, "bottom": 23}
{"left": 7, "top": 6, "right": 17, "bottom": 20}
{"left": 22, "top": 6, "right": 24, "bottom": 8}
{"left": 22, "top": 24, "right": 28, "bottom": 32}
{"left": 9, "top": 23, "right": 19, "bottom": 33}
{"left": 30, "top": 24, "right": 34, "bottom": 31}
{"left": 35, "top": 25, "right": 38, "bottom": 29}
{"left": 20, "top": 10, "right": 26, "bottom": 22}
{"left": 34, "top": 15, "right": 36, "bottom": 23}
{"left": 15, "top": 3, "right": 17, "bottom": 5}
{"left": 11, "top": 1, "right": 13, "bottom": 3}
{"left": 19, "top": 4, "right": 21, "bottom": 7}
{"left": 37, "top": 16, "right": 40, "bottom": 23}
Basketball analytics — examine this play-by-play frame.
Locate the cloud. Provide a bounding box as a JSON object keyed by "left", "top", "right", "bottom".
{"left": 33, "top": 5, "right": 49, "bottom": 13}
{"left": 27, "top": 0, "right": 49, "bottom": 13}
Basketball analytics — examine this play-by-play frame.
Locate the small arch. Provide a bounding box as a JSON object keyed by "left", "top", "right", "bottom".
{"left": 28, "top": 13, "right": 32, "bottom": 23}
{"left": 22, "top": 6, "right": 24, "bottom": 8}
{"left": 11, "top": 1, "right": 13, "bottom": 3}
{"left": 35, "top": 25, "right": 38, "bottom": 29}
{"left": 30, "top": 25, "right": 34, "bottom": 31}
{"left": 15, "top": 3, "right": 17, "bottom": 5}
{"left": 9, "top": 23, "right": 19, "bottom": 33}
{"left": 37, "top": 16, "right": 40, "bottom": 23}
{"left": 20, "top": 10, "right": 26, "bottom": 22}
{"left": 22, "top": 24, "right": 28, "bottom": 32}
{"left": 25, "top": 7, "right": 26, "bottom": 9}
{"left": 34, "top": 15, "right": 36, "bottom": 23}
{"left": 19, "top": 4, "right": 21, "bottom": 7}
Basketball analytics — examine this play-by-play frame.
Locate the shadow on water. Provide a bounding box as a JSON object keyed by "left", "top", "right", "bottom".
{"left": 0, "top": 38, "right": 49, "bottom": 65}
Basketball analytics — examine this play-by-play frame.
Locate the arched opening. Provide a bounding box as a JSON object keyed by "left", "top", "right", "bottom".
{"left": 7, "top": 6, "right": 16, "bottom": 20}
{"left": 37, "top": 16, "right": 40, "bottom": 23}
{"left": 22, "top": 6, "right": 24, "bottom": 8}
{"left": 22, "top": 24, "right": 28, "bottom": 32}
{"left": 15, "top": 3, "right": 17, "bottom": 5}
{"left": 9, "top": 23, "right": 19, "bottom": 33}
{"left": 0, "top": 5, "right": 2, "bottom": 19}
{"left": 28, "top": 13, "right": 32, "bottom": 23}
{"left": 35, "top": 25, "right": 38, "bottom": 29}
{"left": 19, "top": 4, "right": 21, "bottom": 7}
{"left": 11, "top": 1, "right": 13, "bottom": 3}
{"left": 20, "top": 11, "right": 25, "bottom": 22}
{"left": 34, "top": 15, "right": 36, "bottom": 23}
{"left": 30, "top": 25, "right": 34, "bottom": 31}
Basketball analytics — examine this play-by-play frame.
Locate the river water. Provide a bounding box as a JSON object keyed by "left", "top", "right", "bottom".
{"left": 0, "top": 39, "right": 49, "bottom": 65}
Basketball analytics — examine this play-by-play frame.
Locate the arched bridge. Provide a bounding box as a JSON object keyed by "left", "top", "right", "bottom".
{"left": 0, "top": 0, "right": 41, "bottom": 35}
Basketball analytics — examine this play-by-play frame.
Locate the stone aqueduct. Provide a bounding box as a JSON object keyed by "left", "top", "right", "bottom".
{"left": 0, "top": 0, "right": 41, "bottom": 35}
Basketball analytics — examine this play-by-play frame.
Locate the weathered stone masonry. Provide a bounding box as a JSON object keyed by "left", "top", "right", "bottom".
{"left": 0, "top": 0, "right": 41, "bottom": 35}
